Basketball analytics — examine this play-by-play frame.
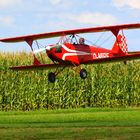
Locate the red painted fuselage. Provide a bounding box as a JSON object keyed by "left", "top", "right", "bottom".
{"left": 47, "top": 34, "right": 128, "bottom": 65}
{"left": 47, "top": 43, "right": 115, "bottom": 65}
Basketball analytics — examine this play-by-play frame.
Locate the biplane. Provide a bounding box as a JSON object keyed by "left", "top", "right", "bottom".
{"left": 1, "top": 23, "right": 140, "bottom": 83}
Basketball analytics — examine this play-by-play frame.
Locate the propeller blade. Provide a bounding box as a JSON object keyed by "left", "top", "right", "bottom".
{"left": 33, "top": 47, "right": 46, "bottom": 54}
{"left": 45, "top": 45, "right": 52, "bottom": 51}
{"left": 33, "top": 44, "right": 61, "bottom": 54}
{"left": 33, "top": 45, "right": 53, "bottom": 54}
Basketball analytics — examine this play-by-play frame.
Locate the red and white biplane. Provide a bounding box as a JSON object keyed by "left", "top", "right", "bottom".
{"left": 1, "top": 23, "right": 140, "bottom": 83}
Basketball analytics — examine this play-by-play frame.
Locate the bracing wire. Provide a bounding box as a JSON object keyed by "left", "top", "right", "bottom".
{"left": 35, "top": 40, "right": 44, "bottom": 62}
{"left": 75, "top": 34, "right": 96, "bottom": 46}
{"left": 35, "top": 40, "right": 45, "bottom": 49}
{"left": 98, "top": 35, "right": 112, "bottom": 47}
{"left": 76, "top": 33, "right": 113, "bottom": 48}
{"left": 94, "top": 32, "right": 105, "bottom": 45}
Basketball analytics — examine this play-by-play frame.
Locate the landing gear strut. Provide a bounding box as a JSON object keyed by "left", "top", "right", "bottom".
{"left": 48, "top": 66, "right": 66, "bottom": 83}
{"left": 48, "top": 67, "right": 87, "bottom": 83}
{"left": 80, "top": 69, "right": 87, "bottom": 79}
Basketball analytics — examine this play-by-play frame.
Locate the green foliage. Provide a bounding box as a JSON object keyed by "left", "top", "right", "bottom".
{"left": 0, "top": 52, "right": 140, "bottom": 111}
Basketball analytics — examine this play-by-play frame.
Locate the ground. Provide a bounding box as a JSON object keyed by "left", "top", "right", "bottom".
{"left": 0, "top": 108, "right": 140, "bottom": 140}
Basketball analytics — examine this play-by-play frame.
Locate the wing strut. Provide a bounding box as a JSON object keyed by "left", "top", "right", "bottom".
{"left": 25, "top": 38, "right": 41, "bottom": 65}
{"left": 111, "top": 29, "right": 119, "bottom": 37}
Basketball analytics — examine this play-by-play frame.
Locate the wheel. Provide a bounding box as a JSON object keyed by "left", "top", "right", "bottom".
{"left": 48, "top": 72, "right": 56, "bottom": 83}
{"left": 80, "top": 69, "right": 87, "bottom": 79}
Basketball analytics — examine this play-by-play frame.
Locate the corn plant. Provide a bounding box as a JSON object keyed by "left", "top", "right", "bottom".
{"left": 0, "top": 52, "right": 140, "bottom": 111}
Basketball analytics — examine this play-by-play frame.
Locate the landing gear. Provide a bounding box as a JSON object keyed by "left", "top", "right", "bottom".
{"left": 80, "top": 69, "right": 87, "bottom": 79}
{"left": 48, "top": 67, "right": 87, "bottom": 83}
{"left": 48, "top": 72, "right": 56, "bottom": 83}
{"left": 48, "top": 66, "right": 66, "bottom": 83}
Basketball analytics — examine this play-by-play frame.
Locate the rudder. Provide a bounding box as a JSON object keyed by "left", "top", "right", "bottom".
{"left": 112, "top": 34, "right": 128, "bottom": 55}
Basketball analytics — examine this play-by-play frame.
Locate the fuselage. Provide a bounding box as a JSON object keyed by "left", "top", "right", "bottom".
{"left": 47, "top": 43, "right": 115, "bottom": 65}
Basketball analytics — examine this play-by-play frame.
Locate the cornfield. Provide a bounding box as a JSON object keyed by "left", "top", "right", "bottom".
{"left": 0, "top": 52, "right": 140, "bottom": 111}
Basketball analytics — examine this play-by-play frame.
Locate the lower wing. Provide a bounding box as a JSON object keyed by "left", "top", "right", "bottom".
{"left": 10, "top": 63, "right": 73, "bottom": 70}
{"left": 10, "top": 52, "right": 140, "bottom": 70}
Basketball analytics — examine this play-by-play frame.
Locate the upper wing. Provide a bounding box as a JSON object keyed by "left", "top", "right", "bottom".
{"left": 83, "top": 52, "right": 140, "bottom": 65}
{"left": 1, "top": 23, "right": 140, "bottom": 43}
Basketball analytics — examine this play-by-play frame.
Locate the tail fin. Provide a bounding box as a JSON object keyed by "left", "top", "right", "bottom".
{"left": 112, "top": 34, "right": 128, "bottom": 55}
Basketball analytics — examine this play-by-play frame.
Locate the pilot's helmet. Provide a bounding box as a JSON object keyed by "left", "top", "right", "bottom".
{"left": 79, "top": 38, "right": 85, "bottom": 44}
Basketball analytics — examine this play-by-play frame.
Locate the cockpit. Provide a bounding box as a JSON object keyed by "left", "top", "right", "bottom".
{"left": 55, "top": 45, "right": 62, "bottom": 53}
{"left": 55, "top": 34, "right": 88, "bottom": 45}
{"left": 46, "top": 34, "right": 90, "bottom": 54}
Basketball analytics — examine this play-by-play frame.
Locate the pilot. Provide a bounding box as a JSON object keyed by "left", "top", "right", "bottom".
{"left": 79, "top": 37, "right": 85, "bottom": 44}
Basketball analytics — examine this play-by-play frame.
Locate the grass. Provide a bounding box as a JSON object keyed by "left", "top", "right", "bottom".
{"left": 0, "top": 108, "right": 140, "bottom": 140}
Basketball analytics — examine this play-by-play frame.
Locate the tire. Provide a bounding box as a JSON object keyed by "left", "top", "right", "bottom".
{"left": 80, "top": 69, "right": 87, "bottom": 79}
{"left": 48, "top": 72, "right": 56, "bottom": 83}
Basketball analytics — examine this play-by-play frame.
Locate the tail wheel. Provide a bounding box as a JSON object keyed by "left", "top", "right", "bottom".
{"left": 80, "top": 69, "right": 87, "bottom": 79}
{"left": 48, "top": 72, "right": 56, "bottom": 83}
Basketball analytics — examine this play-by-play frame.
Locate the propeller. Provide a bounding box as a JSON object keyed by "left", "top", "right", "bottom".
{"left": 33, "top": 45, "right": 52, "bottom": 54}
{"left": 33, "top": 44, "right": 62, "bottom": 54}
